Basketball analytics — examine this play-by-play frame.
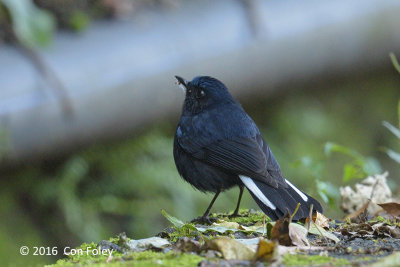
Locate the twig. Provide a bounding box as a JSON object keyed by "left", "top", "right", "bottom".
{"left": 359, "top": 179, "right": 380, "bottom": 221}
{"left": 306, "top": 204, "right": 313, "bottom": 234}
{"left": 290, "top": 203, "right": 301, "bottom": 222}
{"left": 15, "top": 41, "right": 74, "bottom": 119}
{"left": 313, "top": 222, "right": 328, "bottom": 244}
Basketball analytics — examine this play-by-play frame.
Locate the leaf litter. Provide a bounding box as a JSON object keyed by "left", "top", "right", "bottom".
{"left": 51, "top": 174, "right": 400, "bottom": 266}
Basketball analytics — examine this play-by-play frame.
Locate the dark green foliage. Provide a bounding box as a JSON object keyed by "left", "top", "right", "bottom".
{"left": 324, "top": 142, "right": 381, "bottom": 183}
{"left": 381, "top": 54, "right": 400, "bottom": 165}
{"left": 382, "top": 102, "right": 400, "bottom": 165}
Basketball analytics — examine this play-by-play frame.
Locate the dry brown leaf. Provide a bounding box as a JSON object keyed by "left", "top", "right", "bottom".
{"left": 174, "top": 237, "right": 203, "bottom": 253}
{"left": 270, "top": 212, "right": 292, "bottom": 246}
{"left": 371, "top": 223, "right": 400, "bottom": 238}
{"left": 314, "top": 212, "right": 330, "bottom": 228}
{"left": 377, "top": 202, "right": 400, "bottom": 218}
{"left": 271, "top": 207, "right": 310, "bottom": 247}
{"left": 305, "top": 212, "right": 330, "bottom": 229}
{"left": 255, "top": 239, "right": 276, "bottom": 261}
{"left": 207, "top": 237, "right": 255, "bottom": 260}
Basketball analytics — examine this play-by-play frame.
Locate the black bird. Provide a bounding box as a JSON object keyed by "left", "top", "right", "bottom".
{"left": 173, "top": 76, "right": 323, "bottom": 222}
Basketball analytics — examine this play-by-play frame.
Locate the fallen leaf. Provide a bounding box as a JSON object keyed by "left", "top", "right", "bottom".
{"left": 173, "top": 237, "right": 203, "bottom": 253}
{"left": 313, "top": 212, "right": 330, "bottom": 228}
{"left": 207, "top": 237, "right": 255, "bottom": 260}
{"left": 289, "top": 223, "right": 310, "bottom": 247}
{"left": 214, "top": 221, "right": 241, "bottom": 229}
{"left": 197, "top": 225, "right": 238, "bottom": 234}
{"left": 309, "top": 224, "right": 340, "bottom": 243}
{"left": 239, "top": 223, "right": 266, "bottom": 233}
{"left": 338, "top": 223, "right": 374, "bottom": 239}
{"left": 271, "top": 212, "right": 292, "bottom": 246}
{"left": 255, "top": 239, "right": 276, "bottom": 261}
{"left": 236, "top": 238, "right": 260, "bottom": 251}
{"left": 127, "top": 237, "right": 170, "bottom": 252}
{"left": 377, "top": 202, "right": 400, "bottom": 218}
{"left": 371, "top": 223, "right": 400, "bottom": 238}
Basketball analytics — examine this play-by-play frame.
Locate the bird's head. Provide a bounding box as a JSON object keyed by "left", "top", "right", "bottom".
{"left": 175, "top": 76, "right": 235, "bottom": 115}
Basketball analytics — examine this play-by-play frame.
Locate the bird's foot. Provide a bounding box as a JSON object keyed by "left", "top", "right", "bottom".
{"left": 228, "top": 211, "right": 242, "bottom": 218}
{"left": 191, "top": 215, "right": 215, "bottom": 225}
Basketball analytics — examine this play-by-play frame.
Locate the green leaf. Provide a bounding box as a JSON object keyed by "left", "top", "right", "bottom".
{"left": 342, "top": 163, "right": 364, "bottom": 183}
{"left": 1, "top": 0, "right": 55, "bottom": 47}
{"left": 389, "top": 52, "right": 400, "bottom": 74}
{"left": 384, "top": 148, "right": 400, "bottom": 164}
{"left": 316, "top": 180, "right": 339, "bottom": 207}
{"left": 161, "top": 210, "right": 185, "bottom": 228}
{"left": 324, "top": 142, "right": 360, "bottom": 159}
{"left": 382, "top": 121, "right": 400, "bottom": 140}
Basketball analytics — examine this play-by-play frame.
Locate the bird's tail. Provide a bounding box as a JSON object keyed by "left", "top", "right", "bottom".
{"left": 239, "top": 175, "right": 323, "bottom": 221}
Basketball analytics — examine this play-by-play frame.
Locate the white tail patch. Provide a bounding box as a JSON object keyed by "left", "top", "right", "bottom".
{"left": 285, "top": 179, "right": 308, "bottom": 202}
{"left": 239, "top": 175, "right": 276, "bottom": 210}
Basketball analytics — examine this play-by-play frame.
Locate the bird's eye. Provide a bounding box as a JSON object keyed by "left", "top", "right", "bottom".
{"left": 199, "top": 90, "right": 205, "bottom": 97}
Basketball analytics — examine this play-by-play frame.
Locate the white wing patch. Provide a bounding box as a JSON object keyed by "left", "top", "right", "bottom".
{"left": 285, "top": 179, "right": 308, "bottom": 202}
{"left": 178, "top": 83, "right": 186, "bottom": 93}
{"left": 239, "top": 175, "right": 276, "bottom": 210}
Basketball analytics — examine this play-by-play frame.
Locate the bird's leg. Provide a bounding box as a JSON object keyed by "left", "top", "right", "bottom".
{"left": 192, "top": 190, "right": 221, "bottom": 224}
{"left": 230, "top": 185, "right": 244, "bottom": 218}
{"left": 202, "top": 190, "right": 221, "bottom": 218}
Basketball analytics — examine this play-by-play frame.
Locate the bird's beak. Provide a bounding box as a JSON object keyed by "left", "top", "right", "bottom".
{"left": 175, "top": 75, "right": 188, "bottom": 93}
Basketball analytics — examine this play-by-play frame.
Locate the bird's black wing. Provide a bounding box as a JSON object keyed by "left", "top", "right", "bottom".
{"left": 178, "top": 134, "right": 284, "bottom": 188}
{"left": 256, "top": 135, "right": 287, "bottom": 187}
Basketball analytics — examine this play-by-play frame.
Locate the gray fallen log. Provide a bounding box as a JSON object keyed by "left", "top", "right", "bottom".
{"left": 1, "top": 0, "right": 400, "bottom": 167}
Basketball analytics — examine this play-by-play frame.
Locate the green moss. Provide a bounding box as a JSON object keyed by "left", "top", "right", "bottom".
{"left": 125, "top": 251, "right": 204, "bottom": 267}
{"left": 48, "top": 242, "right": 112, "bottom": 266}
{"left": 283, "top": 254, "right": 350, "bottom": 266}
{"left": 167, "top": 224, "right": 205, "bottom": 243}
{"left": 108, "top": 233, "right": 131, "bottom": 250}
{"left": 47, "top": 237, "right": 128, "bottom": 267}
{"left": 213, "top": 210, "right": 268, "bottom": 225}
{"left": 372, "top": 216, "right": 395, "bottom": 225}
{"left": 49, "top": 251, "right": 203, "bottom": 267}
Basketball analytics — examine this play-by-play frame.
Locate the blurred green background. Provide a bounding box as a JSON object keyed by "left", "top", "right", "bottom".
{"left": 1, "top": 0, "right": 400, "bottom": 266}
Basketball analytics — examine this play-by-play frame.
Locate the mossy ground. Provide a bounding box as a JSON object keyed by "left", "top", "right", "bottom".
{"left": 47, "top": 210, "right": 400, "bottom": 267}
{"left": 49, "top": 251, "right": 203, "bottom": 267}
{"left": 210, "top": 209, "right": 269, "bottom": 225}
{"left": 283, "top": 254, "right": 349, "bottom": 266}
